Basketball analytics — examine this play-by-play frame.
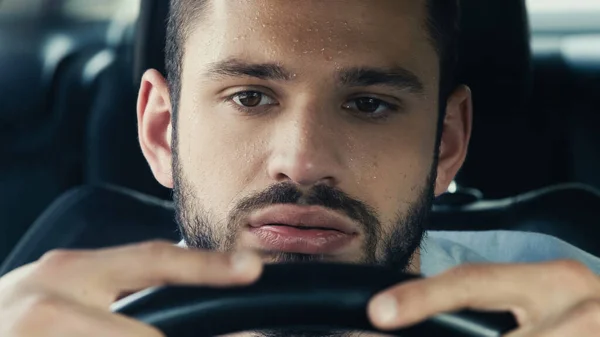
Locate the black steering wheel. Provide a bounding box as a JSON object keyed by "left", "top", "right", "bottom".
{"left": 113, "top": 263, "right": 517, "bottom": 336}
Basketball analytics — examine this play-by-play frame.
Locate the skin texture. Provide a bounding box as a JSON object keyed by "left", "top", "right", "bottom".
{"left": 0, "top": 241, "right": 264, "bottom": 337}
{"left": 1, "top": 1, "right": 599, "bottom": 337}
{"left": 140, "top": 0, "right": 470, "bottom": 270}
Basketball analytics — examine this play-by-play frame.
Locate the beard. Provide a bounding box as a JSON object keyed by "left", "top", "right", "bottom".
{"left": 173, "top": 167, "right": 434, "bottom": 270}
{"left": 171, "top": 152, "right": 435, "bottom": 337}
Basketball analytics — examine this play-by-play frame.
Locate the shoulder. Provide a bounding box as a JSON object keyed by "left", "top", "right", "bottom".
{"left": 421, "top": 231, "right": 600, "bottom": 276}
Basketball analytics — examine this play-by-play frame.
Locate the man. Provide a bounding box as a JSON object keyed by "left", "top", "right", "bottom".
{"left": 1, "top": 0, "right": 600, "bottom": 336}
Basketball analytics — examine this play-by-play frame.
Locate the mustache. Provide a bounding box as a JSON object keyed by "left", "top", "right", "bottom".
{"left": 231, "top": 182, "right": 380, "bottom": 230}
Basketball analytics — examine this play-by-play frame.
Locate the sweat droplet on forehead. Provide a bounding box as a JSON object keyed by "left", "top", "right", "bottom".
{"left": 192, "top": 0, "right": 438, "bottom": 83}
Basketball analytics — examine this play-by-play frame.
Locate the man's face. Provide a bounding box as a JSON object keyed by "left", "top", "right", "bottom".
{"left": 139, "top": 0, "right": 471, "bottom": 273}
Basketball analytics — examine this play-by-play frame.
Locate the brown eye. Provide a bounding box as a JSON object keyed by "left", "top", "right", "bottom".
{"left": 342, "top": 96, "right": 400, "bottom": 120}
{"left": 234, "top": 91, "right": 263, "bottom": 108}
{"left": 232, "top": 91, "right": 276, "bottom": 108}
{"left": 229, "top": 90, "right": 278, "bottom": 114}
{"left": 355, "top": 97, "right": 382, "bottom": 113}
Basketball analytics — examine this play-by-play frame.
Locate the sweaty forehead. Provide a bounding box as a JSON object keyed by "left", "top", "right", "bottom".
{"left": 208, "top": 0, "right": 428, "bottom": 33}
{"left": 182, "top": 0, "right": 436, "bottom": 84}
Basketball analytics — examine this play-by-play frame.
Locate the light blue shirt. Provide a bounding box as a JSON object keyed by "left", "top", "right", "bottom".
{"left": 421, "top": 230, "right": 600, "bottom": 276}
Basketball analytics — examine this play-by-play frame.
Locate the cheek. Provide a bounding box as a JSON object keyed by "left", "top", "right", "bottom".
{"left": 348, "top": 113, "right": 436, "bottom": 222}
{"left": 176, "top": 101, "right": 267, "bottom": 214}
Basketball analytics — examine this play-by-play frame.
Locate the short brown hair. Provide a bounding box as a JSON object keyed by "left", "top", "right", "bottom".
{"left": 165, "top": 0, "right": 460, "bottom": 125}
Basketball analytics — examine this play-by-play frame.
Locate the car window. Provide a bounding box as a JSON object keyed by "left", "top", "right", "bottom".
{"left": 0, "top": 0, "right": 139, "bottom": 22}
{"left": 61, "top": 0, "right": 139, "bottom": 22}
{"left": 527, "top": 0, "right": 600, "bottom": 33}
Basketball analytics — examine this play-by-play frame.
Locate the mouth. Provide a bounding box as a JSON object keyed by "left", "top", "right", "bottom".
{"left": 246, "top": 205, "right": 359, "bottom": 255}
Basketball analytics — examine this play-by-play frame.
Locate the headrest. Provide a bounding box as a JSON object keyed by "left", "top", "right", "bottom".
{"left": 456, "top": 0, "right": 531, "bottom": 116}
{"left": 134, "top": 0, "right": 169, "bottom": 82}
{"left": 133, "top": 0, "right": 532, "bottom": 116}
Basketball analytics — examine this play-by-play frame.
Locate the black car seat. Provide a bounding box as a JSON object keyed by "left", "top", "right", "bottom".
{"left": 529, "top": 34, "right": 600, "bottom": 193}
{"left": 0, "top": 185, "right": 179, "bottom": 276}
{"left": 452, "top": 0, "right": 550, "bottom": 199}
{"left": 561, "top": 40, "right": 600, "bottom": 191}
{"left": 0, "top": 17, "right": 122, "bottom": 263}
{"left": 82, "top": 1, "right": 171, "bottom": 200}
{"left": 83, "top": 17, "right": 172, "bottom": 200}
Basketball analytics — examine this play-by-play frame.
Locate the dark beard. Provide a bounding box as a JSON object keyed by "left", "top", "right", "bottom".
{"left": 174, "top": 167, "right": 433, "bottom": 270}
{"left": 172, "top": 152, "right": 435, "bottom": 337}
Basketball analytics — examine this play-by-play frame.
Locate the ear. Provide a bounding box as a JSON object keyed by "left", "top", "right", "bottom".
{"left": 137, "top": 69, "right": 174, "bottom": 189}
{"left": 434, "top": 85, "right": 473, "bottom": 196}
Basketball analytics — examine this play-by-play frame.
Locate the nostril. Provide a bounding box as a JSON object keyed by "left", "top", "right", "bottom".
{"left": 274, "top": 172, "right": 292, "bottom": 182}
{"left": 266, "top": 150, "right": 341, "bottom": 187}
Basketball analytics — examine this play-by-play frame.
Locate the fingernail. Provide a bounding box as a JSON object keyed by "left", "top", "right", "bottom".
{"left": 370, "top": 294, "right": 398, "bottom": 326}
{"left": 230, "top": 251, "right": 259, "bottom": 275}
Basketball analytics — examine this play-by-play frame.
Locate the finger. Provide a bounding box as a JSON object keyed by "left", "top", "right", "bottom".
{"left": 504, "top": 299, "right": 600, "bottom": 337}
{"left": 97, "top": 241, "right": 263, "bottom": 290}
{"left": 21, "top": 241, "right": 263, "bottom": 308}
{"left": 368, "top": 261, "right": 599, "bottom": 330}
{"left": 368, "top": 264, "right": 530, "bottom": 329}
{"left": 5, "top": 293, "right": 164, "bottom": 337}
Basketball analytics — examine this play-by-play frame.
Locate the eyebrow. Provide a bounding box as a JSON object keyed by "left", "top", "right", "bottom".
{"left": 338, "top": 67, "right": 425, "bottom": 94}
{"left": 204, "top": 58, "right": 293, "bottom": 81}
{"left": 203, "top": 58, "right": 425, "bottom": 94}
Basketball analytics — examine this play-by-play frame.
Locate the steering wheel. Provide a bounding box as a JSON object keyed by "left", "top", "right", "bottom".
{"left": 113, "top": 263, "right": 517, "bottom": 337}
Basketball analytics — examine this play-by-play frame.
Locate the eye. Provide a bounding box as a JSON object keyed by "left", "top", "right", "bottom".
{"left": 355, "top": 97, "right": 384, "bottom": 113}
{"left": 342, "top": 97, "right": 399, "bottom": 117}
{"left": 231, "top": 91, "right": 276, "bottom": 108}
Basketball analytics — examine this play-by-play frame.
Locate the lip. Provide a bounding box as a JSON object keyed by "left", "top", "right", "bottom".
{"left": 246, "top": 205, "right": 359, "bottom": 255}
{"left": 247, "top": 205, "right": 358, "bottom": 234}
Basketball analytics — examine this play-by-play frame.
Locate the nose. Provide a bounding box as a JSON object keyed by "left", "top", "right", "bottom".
{"left": 266, "top": 108, "right": 344, "bottom": 187}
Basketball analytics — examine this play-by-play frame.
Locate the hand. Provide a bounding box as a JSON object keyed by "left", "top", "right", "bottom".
{"left": 367, "top": 260, "right": 600, "bottom": 336}
{"left": 0, "top": 241, "right": 263, "bottom": 337}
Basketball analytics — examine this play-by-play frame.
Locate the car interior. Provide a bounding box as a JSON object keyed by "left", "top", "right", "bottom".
{"left": 1, "top": 0, "right": 600, "bottom": 279}
{"left": 1, "top": 0, "right": 600, "bottom": 335}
